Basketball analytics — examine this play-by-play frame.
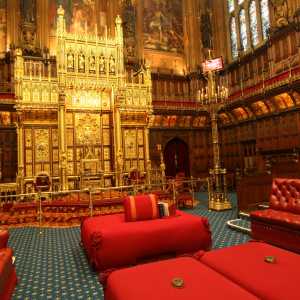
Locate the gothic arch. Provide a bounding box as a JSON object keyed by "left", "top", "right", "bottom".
{"left": 163, "top": 137, "right": 190, "bottom": 177}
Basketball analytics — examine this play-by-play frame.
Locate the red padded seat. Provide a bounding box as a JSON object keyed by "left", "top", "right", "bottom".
{"left": 0, "top": 230, "right": 9, "bottom": 249}
{"left": 251, "top": 209, "right": 300, "bottom": 230}
{"left": 81, "top": 210, "right": 211, "bottom": 272}
{"left": 105, "top": 257, "right": 258, "bottom": 300}
{"left": 251, "top": 178, "right": 300, "bottom": 252}
{"left": 200, "top": 241, "right": 300, "bottom": 300}
{"left": 0, "top": 248, "right": 17, "bottom": 300}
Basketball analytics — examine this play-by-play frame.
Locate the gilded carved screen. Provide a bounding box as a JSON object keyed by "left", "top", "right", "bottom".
{"left": 143, "top": 0, "right": 183, "bottom": 53}
{"left": 66, "top": 90, "right": 110, "bottom": 110}
{"left": 123, "top": 128, "right": 145, "bottom": 172}
{"left": 75, "top": 113, "right": 101, "bottom": 145}
{"left": 0, "top": 0, "right": 6, "bottom": 54}
{"left": 24, "top": 127, "right": 57, "bottom": 178}
{"left": 64, "top": 112, "right": 113, "bottom": 177}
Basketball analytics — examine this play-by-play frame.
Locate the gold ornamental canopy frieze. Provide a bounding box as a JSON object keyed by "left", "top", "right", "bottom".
{"left": 19, "top": 110, "right": 58, "bottom": 124}
{"left": 120, "top": 112, "right": 149, "bottom": 126}
{"left": 64, "top": 77, "right": 119, "bottom": 90}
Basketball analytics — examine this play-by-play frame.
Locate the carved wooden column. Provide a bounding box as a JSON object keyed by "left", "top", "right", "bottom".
{"left": 16, "top": 114, "right": 25, "bottom": 194}
{"left": 288, "top": 0, "right": 300, "bottom": 16}
{"left": 14, "top": 48, "right": 25, "bottom": 193}
{"left": 58, "top": 93, "right": 68, "bottom": 191}
{"left": 212, "top": 0, "right": 229, "bottom": 59}
{"left": 183, "top": 0, "right": 191, "bottom": 71}
{"left": 36, "top": 0, "right": 49, "bottom": 50}
{"left": 255, "top": 0, "right": 264, "bottom": 43}
{"left": 107, "top": 0, "right": 118, "bottom": 35}
{"left": 183, "top": 0, "right": 204, "bottom": 71}
{"left": 144, "top": 126, "right": 151, "bottom": 186}
{"left": 113, "top": 91, "right": 123, "bottom": 186}
{"left": 136, "top": 0, "right": 144, "bottom": 61}
{"left": 7, "top": 0, "right": 20, "bottom": 49}
{"left": 0, "top": 1, "right": 7, "bottom": 54}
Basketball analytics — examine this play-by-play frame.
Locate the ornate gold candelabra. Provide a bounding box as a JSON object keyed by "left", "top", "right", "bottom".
{"left": 156, "top": 144, "right": 166, "bottom": 190}
{"left": 198, "top": 54, "right": 231, "bottom": 211}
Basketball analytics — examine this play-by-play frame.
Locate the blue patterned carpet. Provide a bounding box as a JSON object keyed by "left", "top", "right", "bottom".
{"left": 8, "top": 193, "right": 249, "bottom": 300}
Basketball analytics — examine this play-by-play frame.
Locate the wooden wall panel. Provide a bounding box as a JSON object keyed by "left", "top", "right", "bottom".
{"left": 0, "top": 128, "right": 17, "bottom": 182}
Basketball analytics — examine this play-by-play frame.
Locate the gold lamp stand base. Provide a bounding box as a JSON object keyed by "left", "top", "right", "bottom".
{"left": 209, "top": 199, "right": 232, "bottom": 211}
{"left": 208, "top": 190, "right": 232, "bottom": 211}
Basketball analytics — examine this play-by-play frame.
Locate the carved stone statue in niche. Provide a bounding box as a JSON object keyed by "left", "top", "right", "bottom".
{"left": 200, "top": 8, "right": 213, "bottom": 49}
{"left": 99, "top": 54, "right": 106, "bottom": 73}
{"left": 67, "top": 52, "right": 74, "bottom": 71}
{"left": 89, "top": 56, "right": 96, "bottom": 73}
{"left": 109, "top": 55, "right": 116, "bottom": 74}
{"left": 117, "top": 148, "right": 124, "bottom": 172}
{"left": 78, "top": 53, "right": 85, "bottom": 72}
{"left": 271, "top": 0, "right": 290, "bottom": 28}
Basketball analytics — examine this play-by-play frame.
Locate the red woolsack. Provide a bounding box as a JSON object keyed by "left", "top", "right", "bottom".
{"left": 123, "top": 194, "right": 159, "bottom": 222}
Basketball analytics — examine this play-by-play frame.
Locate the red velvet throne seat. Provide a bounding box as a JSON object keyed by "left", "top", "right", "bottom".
{"left": 250, "top": 178, "right": 300, "bottom": 253}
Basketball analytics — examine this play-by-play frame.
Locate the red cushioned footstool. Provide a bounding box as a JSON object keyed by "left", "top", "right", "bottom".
{"left": 0, "top": 248, "right": 17, "bottom": 300}
{"left": 200, "top": 241, "right": 300, "bottom": 300}
{"left": 104, "top": 257, "right": 258, "bottom": 300}
{"left": 81, "top": 210, "right": 211, "bottom": 272}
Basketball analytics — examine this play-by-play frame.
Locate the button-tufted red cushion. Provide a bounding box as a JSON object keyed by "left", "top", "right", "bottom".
{"left": 251, "top": 209, "right": 300, "bottom": 230}
{"left": 269, "top": 178, "right": 300, "bottom": 214}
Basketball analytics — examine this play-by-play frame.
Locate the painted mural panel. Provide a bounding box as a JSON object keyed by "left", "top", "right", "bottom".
{"left": 144, "top": 0, "right": 183, "bottom": 53}
{"left": 0, "top": 0, "right": 6, "bottom": 53}
{"left": 20, "top": 0, "right": 36, "bottom": 23}
{"left": 49, "top": 0, "right": 101, "bottom": 35}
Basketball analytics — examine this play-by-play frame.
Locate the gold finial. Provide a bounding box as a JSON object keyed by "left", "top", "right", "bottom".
{"left": 115, "top": 15, "right": 122, "bottom": 25}
{"left": 208, "top": 49, "right": 213, "bottom": 60}
{"left": 15, "top": 48, "right": 22, "bottom": 56}
{"left": 57, "top": 5, "right": 65, "bottom": 16}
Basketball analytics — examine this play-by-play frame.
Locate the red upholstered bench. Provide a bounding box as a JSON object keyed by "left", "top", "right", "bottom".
{"left": 81, "top": 210, "right": 211, "bottom": 272}
{"left": 0, "top": 230, "right": 9, "bottom": 249}
{"left": 104, "top": 257, "right": 258, "bottom": 300}
{"left": 200, "top": 241, "right": 300, "bottom": 300}
{"left": 104, "top": 241, "right": 300, "bottom": 300}
{"left": 250, "top": 178, "right": 300, "bottom": 253}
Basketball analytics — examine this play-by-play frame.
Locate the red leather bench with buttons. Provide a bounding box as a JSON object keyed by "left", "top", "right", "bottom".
{"left": 250, "top": 178, "right": 300, "bottom": 253}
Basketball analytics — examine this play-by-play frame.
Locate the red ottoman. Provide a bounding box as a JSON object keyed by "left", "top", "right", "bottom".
{"left": 81, "top": 210, "right": 211, "bottom": 271}
{"left": 200, "top": 241, "right": 300, "bottom": 300}
{"left": 104, "top": 257, "right": 258, "bottom": 300}
{"left": 0, "top": 248, "right": 17, "bottom": 300}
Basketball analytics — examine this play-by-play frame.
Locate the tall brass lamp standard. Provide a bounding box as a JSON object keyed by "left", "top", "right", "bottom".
{"left": 198, "top": 54, "right": 231, "bottom": 211}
